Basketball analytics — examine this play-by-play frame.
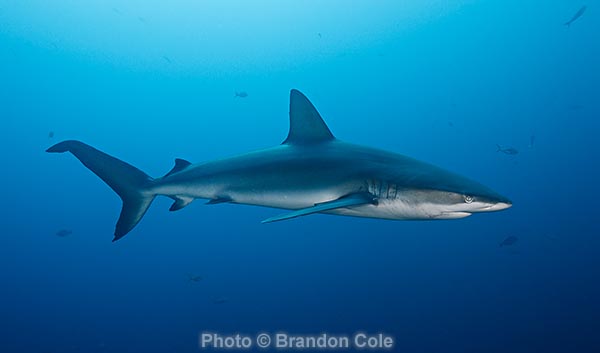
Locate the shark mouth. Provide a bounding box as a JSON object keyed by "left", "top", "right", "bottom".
{"left": 434, "top": 212, "right": 472, "bottom": 219}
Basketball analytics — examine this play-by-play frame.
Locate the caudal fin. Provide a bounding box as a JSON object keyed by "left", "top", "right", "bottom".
{"left": 47, "top": 140, "right": 155, "bottom": 241}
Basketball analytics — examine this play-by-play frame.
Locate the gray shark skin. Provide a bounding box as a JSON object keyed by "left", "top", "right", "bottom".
{"left": 47, "top": 89, "right": 512, "bottom": 241}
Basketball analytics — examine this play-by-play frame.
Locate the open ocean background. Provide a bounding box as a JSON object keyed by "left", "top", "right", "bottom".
{"left": 1, "top": 1, "right": 599, "bottom": 352}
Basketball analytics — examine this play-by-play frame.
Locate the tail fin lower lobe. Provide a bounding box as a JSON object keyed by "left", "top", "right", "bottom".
{"left": 47, "top": 140, "right": 155, "bottom": 241}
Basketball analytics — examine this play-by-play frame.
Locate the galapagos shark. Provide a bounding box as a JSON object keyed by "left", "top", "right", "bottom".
{"left": 47, "top": 89, "right": 511, "bottom": 241}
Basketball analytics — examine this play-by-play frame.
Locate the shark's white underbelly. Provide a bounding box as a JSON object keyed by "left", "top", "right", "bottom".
{"left": 156, "top": 182, "right": 346, "bottom": 210}
{"left": 329, "top": 199, "right": 471, "bottom": 220}
{"left": 225, "top": 188, "right": 346, "bottom": 210}
{"left": 158, "top": 182, "right": 469, "bottom": 221}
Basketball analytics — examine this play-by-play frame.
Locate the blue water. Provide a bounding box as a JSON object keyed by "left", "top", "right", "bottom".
{"left": 1, "top": 1, "right": 599, "bottom": 352}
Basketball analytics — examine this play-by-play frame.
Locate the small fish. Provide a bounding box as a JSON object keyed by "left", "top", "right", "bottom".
{"left": 544, "top": 234, "right": 558, "bottom": 241}
{"left": 500, "top": 235, "right": 519, "bottom": 247}
{"left": 137, "top": 16, "right": 146, "bottom": 24}
{"left": 496, "top": 145, "right": 519, "bottom": 155}
{"left": 317, "top": 32, "right": 322, "bottom": 38}
{"left": 499, "top": 236, "right": 518, "bottom": 247}
{"left": 564, "top": 6, "right": 587, "bottom": 27}
{"left": 528, "top": 135, "right": 535, "bottom": 149}
{"left": 48, "top": 131, "right": 55, "bottom": 138}
{"left": 212, "top": 297, "right": 228, "bottom": 304}
{"left": 187, "top": 274, "right": 203, "bottom": 282}
{"left": 162, "top": 56, "right": 172, "bottom": 64}
{"left": 568, "top": 103, "right": 583, "bottom": 111}
{"left": 234, "top": 91, "right": 248, "bottom": 98}
{"left": 448, "top": 121, "right": 454, "bottom": 127}
{"left": 56, "top": 229, "right": 72, "bottom": 237}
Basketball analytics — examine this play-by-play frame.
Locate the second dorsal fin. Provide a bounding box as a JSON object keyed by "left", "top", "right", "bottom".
{"left": 283, "top": 89, "right": 335, "bottom": 145}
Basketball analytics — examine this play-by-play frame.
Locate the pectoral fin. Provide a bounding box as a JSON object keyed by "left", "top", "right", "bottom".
{"left": 261, "top": 192, "right": 377, "bottom": 224}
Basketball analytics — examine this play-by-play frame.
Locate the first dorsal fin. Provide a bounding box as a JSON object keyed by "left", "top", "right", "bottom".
{"left": 163, "top": 158, "right": 191, "bottom": 178}
{"left": 283, "top": 89, "right": 335, "bottom": 145}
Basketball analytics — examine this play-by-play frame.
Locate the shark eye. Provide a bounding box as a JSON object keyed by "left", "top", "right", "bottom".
{"left": 464, "top": 195, "right": 473, "bottom": 204}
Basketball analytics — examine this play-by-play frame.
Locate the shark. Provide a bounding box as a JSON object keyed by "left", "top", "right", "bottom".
{"left": 47, "top": 89, "right": 512, "bottom": 241}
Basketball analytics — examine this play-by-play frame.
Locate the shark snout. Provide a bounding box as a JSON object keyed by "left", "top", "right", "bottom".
{"left": 470, "top": 196, "right": 512, "bottom": 213}
{"left": 485, "top": 201, "right": 512, "bottom": 211}
{"left": 490, "top": 193, "right": 512, "bottom": 211}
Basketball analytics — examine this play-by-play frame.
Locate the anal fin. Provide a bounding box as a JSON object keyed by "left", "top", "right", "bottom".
{"left": 169, "top": 195, "right": 194, "bottom": 211}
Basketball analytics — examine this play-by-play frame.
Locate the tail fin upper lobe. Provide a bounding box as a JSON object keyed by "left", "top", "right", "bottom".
{"left": 47, "top": 140, "right": 155, "bottom": 241}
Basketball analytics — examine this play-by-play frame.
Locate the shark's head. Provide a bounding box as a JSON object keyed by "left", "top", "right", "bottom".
{"left": 415, "top": 188, "right": 512, "bottom": 219}
{"left": 382, "top": 166, "right": 512, "bottom": 219}
{"left": 382, "top": 184, "right": 512, "bottom": 220}
{"left": 365, "top": 157, "right": 513, "bottom": 220}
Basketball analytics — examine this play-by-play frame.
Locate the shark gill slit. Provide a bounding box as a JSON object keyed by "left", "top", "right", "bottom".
{"left": 366, "top": 179, "right": 399, "bottom": 200}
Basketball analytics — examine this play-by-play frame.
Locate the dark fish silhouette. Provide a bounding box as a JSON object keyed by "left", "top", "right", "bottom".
{"left": 162, "top": 56, "right": 172, "bottom": 64}
{"left": 529, "top": 135, "right": 535, "bottom": 148}
{"left": 234, "top": 91, "right": 248, "bottom": 98}
{"left": 56, "top": 229, "right": 72, "bottom": 237}
{"left": 544, "top": 234, "right": 558, "bottom": 241}
{"left": 564, "top": 6, "right": 587, "bottom": 27}
{"left": 568, "top": 103, "right": 583, "bottom": 111}
{"left": 48, "top": 131, "right": 55, "bottom": 138}
{"left": 499, "top": 236, "right": 518, "bottom": 247}
{"left": 212, "top": 297, "right": 228, "bottom": 304}
{"left": 187, "top": 274, "right": 203, "bottom": 282}
{"left": 496, "top": 145, "right": 519, "bottom": 155}
{"left": 528, "top": 135, "right": 535, "bottom": 149}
